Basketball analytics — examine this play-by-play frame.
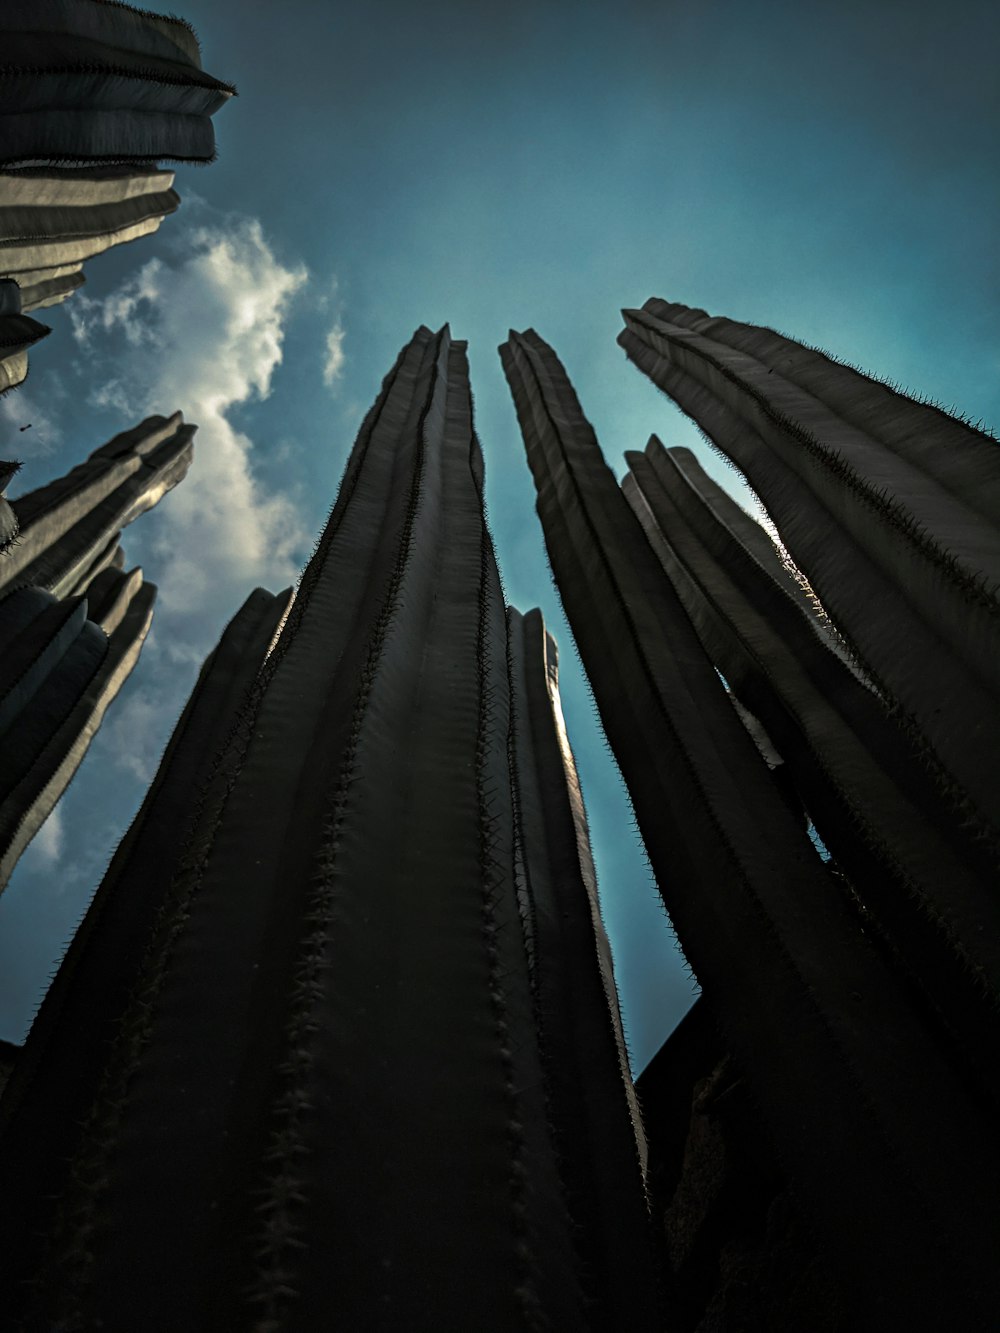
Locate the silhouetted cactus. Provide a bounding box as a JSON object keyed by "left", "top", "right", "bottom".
{"left": 624, "top": 438, "right": 1000, "bottom": 1101}
{"left": 0, "top": 1, "right": 235, "bottom": 166}
{"left": 1, "top": 411, "right": 194, "bottom": 596}
{"left": 506, "top": 606, "right": 657, "bottom": 1323}
{"left": 500, "top": 327, "right": 1000, "bottom": 1331}
{"left": 0, "top": 327, "right": 657, "bottom": 1331}
{"left": 0, "top": 570, "right": 155, "bottom": 890}
{"left": 619, "top": 299, "right": 1000, "bottom": 845}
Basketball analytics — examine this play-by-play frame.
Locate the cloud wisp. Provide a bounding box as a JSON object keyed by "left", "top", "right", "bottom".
{"left": 61, "top": 213, "right": 313, "bottom": 786}
{"left": 323, "top": 320, "right": 346, "bottom": 388}
{"left": 70, "top": 217, "right": 310, "bottom": 609}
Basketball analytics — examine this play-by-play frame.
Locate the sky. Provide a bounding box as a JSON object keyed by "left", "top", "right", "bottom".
{"left": 0, "top": 0, "right": 997, "bottom": 1072}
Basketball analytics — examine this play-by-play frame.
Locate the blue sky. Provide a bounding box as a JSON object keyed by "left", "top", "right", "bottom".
{"left": 0, "top": 0, "right": 997, "bottom": 1071}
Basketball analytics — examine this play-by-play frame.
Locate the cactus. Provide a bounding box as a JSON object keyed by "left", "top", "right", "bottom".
{"left": 0, "top": 166, "right": 180, "bottom": 308}
{"left": 624, "top": 438, "right": 1000, "bottom": 1102}
{"left": 619, "top": 300, "right": 1000, "bottom": 845}
{"left": 0, "top": 584, "right": 292, "bottom": 1300}
{"left": 0, "top": 277, "right": 50, "bottom": 397}
{"left": 1, "top": 411, "right": 194, "bottom": 596}
{"left": 0, "top": 327, "right": 657, "bottom": 1331}
{"left": 0, "top": 1, "right": 235, "bottom": 166}
{"left": 0, "top": 571, "right": 155, "bottom": 891}
{"left": 506, "top": 605, "right": 658, "bottom": 1323}
{"left": 0, "top": 409, "right": 193, "bottom": 889}
{"left": 499, "top": 327, "right": 1000, "bottom": 1330}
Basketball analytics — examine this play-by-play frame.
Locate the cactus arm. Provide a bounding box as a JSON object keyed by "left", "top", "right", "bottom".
{"left": 643, "top": 299, "right": 1000, "bottom": 522}
{"left": 0, "top": 1, "right": 235, "bottom": 167}
{"left": 619, "top": 306, "right": 1000, "bottom": 839}
{"left": 625, "top": 442, "right": 1000, "bottom": 1099}
{"left": 0, "top": 185, "right": 180, "bottom": 274}
{"left": 500, "top": 327, "right": 1000, "bottom": 1328}
{"left": 2, "top": 414, "right": 193, "bottom": 595}
{"left": 0, "top": 592, "right": 90, "bottom": 739}
{"left": 0, "top": 587, "right": 289, "bottom": 1304}
{"left": 507, "top": 604, "right": 660, "bottom": 1326}
{"left": 0, "top": 580, "right": 154, "bottom": 889}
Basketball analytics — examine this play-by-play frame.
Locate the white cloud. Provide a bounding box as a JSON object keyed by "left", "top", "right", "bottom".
{"left": 21, "top": 803, "right": 63, "bottom": 868}
{"left": 70, "top": 217, "right": 310, "bottom": 612}
{"left": 323, "top": 321, "right": 346, "bottom": 387}
{"left": 70, "top": 259, "right": 164, "bottom": 348}
{"left": 96, "top": 683, "right": 168, "bottom": 786}
{"left": 66, "top": 215, "right": 312, "bottom": 777}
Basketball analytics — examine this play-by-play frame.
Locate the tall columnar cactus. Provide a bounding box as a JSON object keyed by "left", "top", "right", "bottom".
{"left": 1, "top": 411, "right": 194, "bottom": 596}
{"left": 505, "top": 606, "right": 656, "bottom": 1322}
{"left": 618, "top": 299, "right": 1000, "bottom": 845}
{"left": 499, "top": 327, "right": 1000, "bottom": 1331}
{"left": 0, "top": 327, "right": 657, "bottom": 1331}
{"left": 624, "top": 438, "right": 1000, "bottom": 1101}
{"left": 0, "top": 569, "right": 155, "bottom": 890}
{"left": 0, "top": 0, "right": 235, "bottom": 166}
{"left": 0, "top": 276, "right": 50, "bottom": 396}
{"left": 0, "top": 166, "right": 180, "bottom": 310}
{"left": 0, "top": 584, "right": 292, "bottom": 1290}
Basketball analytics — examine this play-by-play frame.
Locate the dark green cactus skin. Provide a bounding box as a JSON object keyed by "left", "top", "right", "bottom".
{"left": 0, "top": 585, "right": 291, "bottom": 1303}
{"left": 0, "top": 1, "right": 235, "bottom": 166}
{"left": 624, "top": 439, "right": 1000, "bottom": 1102}
{"left": 618, "top": 300, "right": 1000, "bottom": 844}
{"left": 0, "top": 570, "right": 155, "bottom": 890}
{"left": 2, "top": 412, "right": 194, "bottom": 597}
{"left": 506, "top": 606, "right": 660, "bottom": 1325}
{"left": 499, "top": 328, "right": 1000, "bottom": 1331}
{"left": 0, "top": 327, "right": 657, "bottom": 1331}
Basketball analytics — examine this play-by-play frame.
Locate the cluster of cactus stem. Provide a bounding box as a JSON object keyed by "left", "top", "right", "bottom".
{"left": 0, "top": 411, "right": 194, "bottom": 889}
{"left": 0, "top": 410, "right": 193, "bottom": 598}
{"left": 3, "top": 274, "right": 997, "bottom": 1328}
{"left": 499, "top": 323, "right": 1000, "bottom": 1330}
{"left": 619, "top": 300, "right": 1000, "bottom": 847}
{"left": 0, "top": 327, "right": 658, "bottom": 1331}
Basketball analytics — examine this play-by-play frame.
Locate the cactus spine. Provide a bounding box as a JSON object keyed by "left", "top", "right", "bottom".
{"left": 624, "top": 438, "right": 1000, "bottom": 1100}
